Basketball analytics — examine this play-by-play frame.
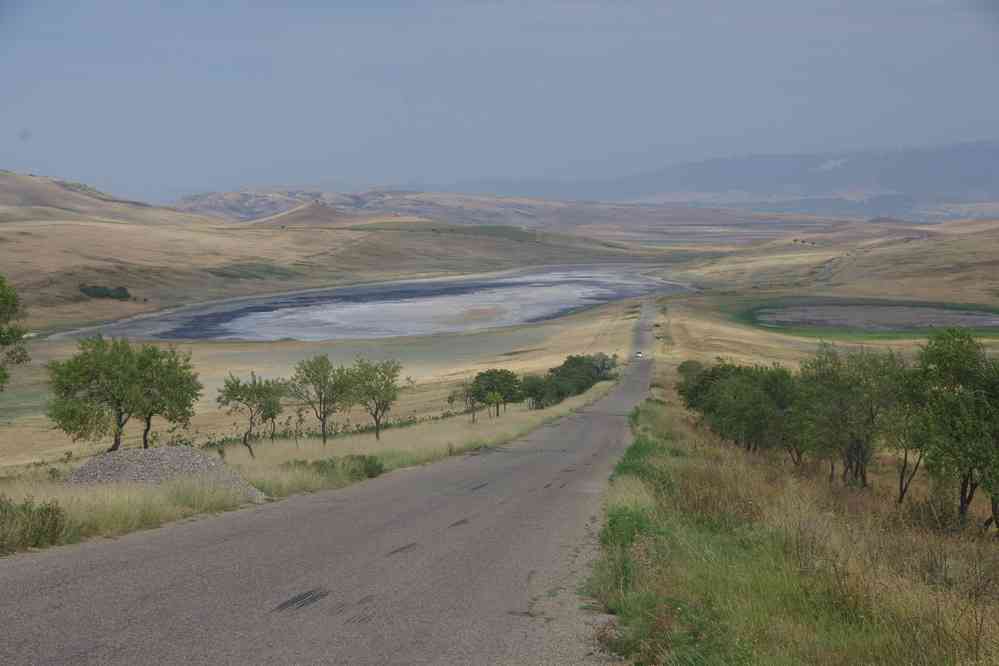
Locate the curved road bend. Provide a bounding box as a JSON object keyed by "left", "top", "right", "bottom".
{"left": 0, "top": 304, "right": 654, "bottom": 665}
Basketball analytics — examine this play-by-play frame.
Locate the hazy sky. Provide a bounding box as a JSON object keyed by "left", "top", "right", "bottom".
{"left": 2, "top": 1, "right": 997, "bottom": 201}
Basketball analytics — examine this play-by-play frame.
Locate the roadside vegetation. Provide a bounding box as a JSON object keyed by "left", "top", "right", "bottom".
{"left": 0, "top": 272, "right": 622, "bottom": 555}
{"left": 0, "top": 275, "right": 30, "bottom": 393}
{"left": 589, "top": 328, "right": 999, "bottom": 664}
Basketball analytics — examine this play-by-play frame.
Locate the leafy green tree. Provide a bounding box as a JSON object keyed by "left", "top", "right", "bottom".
{"left": 288, "top": 354, "right": 354, "bottom": 445}
{"left": 521, "top": 375, "right": 547, "bottom": 410}
{"left": 882, "top": 362, "right": 934, "bottom": 503}
{"left": 981, "top": 359, "right": 999, "bottom": 530}
{"left": 484, "top": 390, "right": 503, "bottom": 418}
{"left": 755, "top": 364, "right": 802, "bottom": 462}
{"left": 352, "top": 358, "right": 403, "bottom": 440}
{"left": 47, "top": 337, "right": 142, "bottom": 452}
{"left": 217, "top": 372, "right": 282, "bottom": 458}
{"left": 677, "top": 359, "right": 742, "bottom": 416}
{"left": 261, "top": 380, "right": 287, "bottom": 441}
{"left": 919, "top": 329, "right": 994, "bottom": 520}
{"left": 134, "top": 345, "right": 202, "bottom": 449}
{"left": 0, "top": 275, "right": 29, "bottom": 393}
{"left": 472, "top": 369, "right": 522, "bottom": 414}
{"left": 798, "top": 345, "right": 899, "bottom": 487}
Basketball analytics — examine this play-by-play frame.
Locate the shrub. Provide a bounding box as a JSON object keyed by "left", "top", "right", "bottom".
{"left": 340, "top": 454, "right": 385, "bottom": 481}
{"left": 0, "top": 494, "right": 69, "bottom": 554}
{"left": 280, "top": 455, "right": 384, "bottom": 482}
{"left": 600, "top": 506, "right": 654, "bottom": 548}
{"left": 79, "top": 284, "right": 131, "bottom": 300}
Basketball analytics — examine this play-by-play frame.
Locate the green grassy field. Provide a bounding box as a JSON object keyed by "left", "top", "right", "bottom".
{"left": 588, "top": 398, "right": 999, "bottom": 665}
{"left": 727, "top": 296, "right": 999, "bottom": 341}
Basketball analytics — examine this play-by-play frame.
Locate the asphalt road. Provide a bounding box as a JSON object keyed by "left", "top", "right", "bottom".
{"left": 1, "top": 305, "right": 653, "bottom": 665}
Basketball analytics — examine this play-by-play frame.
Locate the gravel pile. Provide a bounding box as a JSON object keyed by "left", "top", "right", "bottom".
{"left": 66, "top": 447, "right": 266, "bottom": 503}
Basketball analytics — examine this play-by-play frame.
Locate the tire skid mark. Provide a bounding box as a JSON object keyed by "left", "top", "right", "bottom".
{"left": 272, "top": 587, "right": 330, "bottom": 612}
{"left": 385, "top": 542, "right": 419, "bottom": 557}
{"left": 345, "top": 611, "right": 375, "bottom": 625}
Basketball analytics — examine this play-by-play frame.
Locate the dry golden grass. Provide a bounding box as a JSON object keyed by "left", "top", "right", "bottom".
{"left": 3, "top": 199, "right": 643, "bottom": 331}
{"left": 596, "top": 305, "right": 999, "bottom": 663}
{"left": 0, "top": 299, "right": 639, "bottom": 470}
{"left": 593, "top": 390, "right": 999, "bottom": 664}
{"left": 668, "top": 217, "right": 999, "bottom": 306}
{"left": 0, "top": 377, "right": 617, "bottom": 553}
{"left": 225, "top": 380, "right": 616, "bottom": 474}
{"left": 0, "top": 476, "right": 247, "bottom": 544}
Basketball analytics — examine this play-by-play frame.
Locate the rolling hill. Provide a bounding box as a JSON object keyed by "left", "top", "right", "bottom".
{"left": 428, "top": 140, "right": 999, "bottom": 221}
{"left": 0, "top": 171, "right": 207, "bottom": 225}
{"left": 0, "top": 174, "right": 658, "bottom": 331}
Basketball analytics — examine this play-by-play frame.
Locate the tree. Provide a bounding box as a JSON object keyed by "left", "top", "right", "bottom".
{"left": 449, "top": 379, "right": 480, "bottom": 422}
{"left": 261, "top": 380, "right": 287, "bottom": 441}
{"left": 919, "top": 329, "right": 994, "bottom": 521}
{"left": 134, "top": 345, "right": 202, "bottom": 449}
{"left": 797, "top": 345, "right": 899, "bottom": 487}
{"left": 287, "top": 354, "right": 354, "bottom": 445}
{"left": 882, "top": 362, "right": 934, "bottom": 503}
{"left": 521, "top": 375, "right": 547, "bottom": 410}
{"left": 472, "top": 369, "right": 522, "bottom": 415}
{"left": 216, "top": 372, "right": 282, "bottom": 458}
{"left": 980, "top": 359, "right": 999, "bottom": 530}
{"left": 352, "top": 358, "right": 402, "bottom": 440}
{"left": 47, "top": 337, "right": 142, "bottom": 452}
{"left": 484, "top": 390, "right": 503, "bottom": 418}
{"left": 0, "top": 275, "right": 29, "bottom": 393}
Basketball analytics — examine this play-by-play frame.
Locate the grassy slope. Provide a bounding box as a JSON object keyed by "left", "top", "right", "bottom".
{"left": 1, "top": 299, "right": 640, "bottom": 469}
{"left": 590, "top": 398, "right": 999, "bottom": 665}
{"left": 0, "top": 375, "right": 620, "bottom": 555}
{"left": 657, "top": 216, "right": 999, "bottom": 340}
{"left": 0, "top": 192, "right": 650, "bottom": 331}
{"left": 672, "top": 217, "right": 999, "bottom": 305}
{"left": 586, "top": 301, "right": 999, "bottom": 664}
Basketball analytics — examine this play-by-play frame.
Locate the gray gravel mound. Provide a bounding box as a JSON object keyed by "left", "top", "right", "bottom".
{"left": 66, "top": 447, "right": 265, "bottom": 503}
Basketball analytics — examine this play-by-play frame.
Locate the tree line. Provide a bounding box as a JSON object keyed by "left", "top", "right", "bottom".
{"left": 449, "top": 353, "right": 618, "bottom": 421}
{"left": 0, "top": 277, "right": 621, "bottom": 457}
{"left": 676, "top": 328, "right": 999, "bottom": 529}
{"left": 45, "top": 340, "right": 406, "bottom": 458}
{"left": 39, "top": 335, "right": 618, "bottom": 457}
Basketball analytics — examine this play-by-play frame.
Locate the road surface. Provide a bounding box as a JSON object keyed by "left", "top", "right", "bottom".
{"left": 0, "top": 305, "right": 653, "bottom": 665}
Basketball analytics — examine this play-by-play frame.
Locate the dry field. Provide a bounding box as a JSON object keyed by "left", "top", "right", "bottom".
{"left": 0, "top": 299, "right": 642, "bottom": 470}
{"left": 0, "top": 172, "right": 652, "bottom": 332}
{"left": 587, "top": 298, "right": 999, "bottom": 664}
{"left": 666, "top": 216, "right": 999, "bottom": 307}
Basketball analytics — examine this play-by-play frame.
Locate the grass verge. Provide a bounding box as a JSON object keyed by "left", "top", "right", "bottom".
{"left": 587, "top": 399, "right": 999, "bottom": 665}
{"left": 0, "top": 379, "right": 619, "bottom": 555}
{"left": 0, "top": 478, "right": 246, "bottom": 555}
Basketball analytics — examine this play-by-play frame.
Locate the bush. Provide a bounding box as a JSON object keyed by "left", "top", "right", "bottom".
{"left": 79, "top": 284, "right": 131, "bottom": 300}
{"left": 281, "top": 457, "right": 340, "bottom": 479}
{"left": 0, "top": 494, "right": 68, "bottom": 554}
{"left": 340, "top": 454, "right": 385, "bottom": 481}
{"left": 280, "top": 455, "right": 384, "bottom": 482}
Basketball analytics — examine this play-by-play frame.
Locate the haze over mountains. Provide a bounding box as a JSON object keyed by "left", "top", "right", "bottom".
{"left": 177, "top": 140, "right": 999, "bottom": 223}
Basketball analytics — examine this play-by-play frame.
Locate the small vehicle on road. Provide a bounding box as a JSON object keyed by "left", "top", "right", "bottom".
{"left": 635, "top": 351, "right": 643, "bottom": 358}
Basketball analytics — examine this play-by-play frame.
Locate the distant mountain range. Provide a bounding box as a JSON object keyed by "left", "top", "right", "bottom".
{"left": 172, "top": 140, "right": 999, "bottom": 223}
{"left": 428, "top": 140, "right": 999, "bottom": 220}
